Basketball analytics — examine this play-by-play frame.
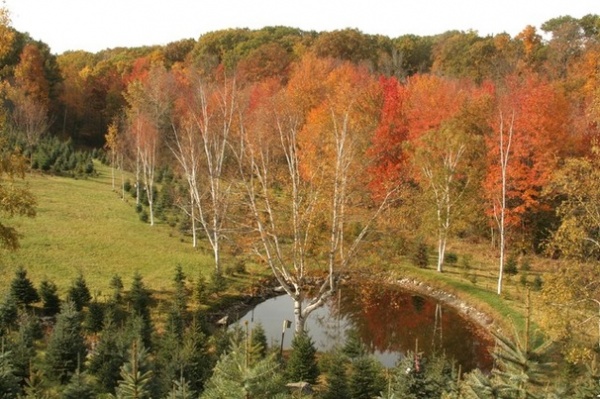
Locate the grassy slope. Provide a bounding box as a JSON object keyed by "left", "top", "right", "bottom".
{"left": 0, "top": 164, "right": 215, "bottom": 298}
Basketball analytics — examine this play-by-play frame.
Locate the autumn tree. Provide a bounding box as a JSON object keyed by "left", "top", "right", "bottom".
{"left": 539, "top": 145, "right": 600, "bottom": 359}
{"left": 367, "top": 76, "right": 409, "bottom": 199}
{"left": 237, "top": 55, "right": 391, "bottom": 333}
{"left": 412, "top": 123, "right": 478, "bottom": 272}
{"left": 484, "top": 73, "right": 566, "bottom": 294}
{"left": 125, "top": 63, "right": 173, "bottom": 225}
{"left": 7, "top": 44, "right": 51, "bottom": 157}
{"left": 169, "top": 67, "right": 236, "bottom": 275}
{"left": 405, "top": 75, "right": 487, "bottom": 272}
{"left": 0, "top": 6, "right": 15, "bottom": 64}
{"left": 105, "top": 119, "right": 124, "bottom": 193}
{"left": 0, "top": 139, "right": 36, "bottom": 250}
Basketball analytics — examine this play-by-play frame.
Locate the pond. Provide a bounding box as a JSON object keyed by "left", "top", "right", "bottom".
{"left": 232, "top": 283, "right": 494, "bottom": 371}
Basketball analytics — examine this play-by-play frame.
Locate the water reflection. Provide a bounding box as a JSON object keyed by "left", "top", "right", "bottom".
{"left": 233, "top": 283, "right": 493, "bottom": 370}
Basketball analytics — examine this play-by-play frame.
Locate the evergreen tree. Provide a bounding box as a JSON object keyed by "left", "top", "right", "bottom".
{"left": 44, "top": 302, "right": 87, "bottom": 384}
{"left": 61, "top": 368, "right": 95, "bottom": 399}
{"left": 463, "top": 368, "right": 506, "bottom": 399}
{"left": 343, "top": 328, "right": 367, "bottom": 359}
{"left": 0, "top": 343, "right": 20, "bottom": 399}
{"left": 251, "top": 323, "right": 268, "bottom": 360}
{"left": 9, "top": 266, "right": 39, "bottom": 308}
{"left": 109, "top": 274, "right": 124, "bottom": 304}
{"left": 85, "top": 298, "right": 104, "bottom": 334}
{"left": 194, "top": 272, "right": 208, "bottom": 305}
{"left": 572, "top": 356, "right": 600, "bottom": 398}
{"left": 21, "top": 368, "right": 48, "bottom": 399}
{"left": 387, "top": 351, "right": 455, "bottom": 399}
{"left": 66, "top": 273, "right": 91, "bottom": 311}
{"left": 126, "top": 272, "right": 153, "bottom": 348}
{"left": 349, "top": 355, "right": 385, "bottom": 399}
{"left": 0, "top": 295, "right": 18, "bottom": 334}
{"left": 87, "top": 316, "right": 125, "bottom": 394}
{"left": 114, "top": 340, "right": 153, "bottom": 399}
{"left": 285, "top": 331, "right": 319, "bottom": 384}
{"left": 173, "top": 265, "right": 187, "bottom": 314}
{"left": 322, "top": 353, "right": 350, "bottom": 399}
{"left": 201, "top": 338, "right": 286, "bottom": 399}
{"left": 491, "top": 328, "right": 555, "bottom": 398}
{"left": 165, "top": 376, "right": 194, "bottom": 399}
{"left": 166, "top": 265, "right": 188, "bottom": 340}
{"left": 181, "top": 318, "right": 214, "bottom": 394}
{"left": 38, "top": 279, "right": 60, "bottom": 317}
{"left": 154, "top": 326, "right": 182, "bottom": 398}
{"left": 11, "top": 312, "right": 41, "bottom": 382}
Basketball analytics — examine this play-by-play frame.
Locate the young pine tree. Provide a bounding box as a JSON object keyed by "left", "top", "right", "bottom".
{"left": 166, "top": 376, "right": 194, "bottom": 399}
{"left": 387, "top": 351, "right": 456, "bottom": 399}
{"left": 85, "top": 298, "right": 104, "bottom": 334}
{"left": 250, "top": 323, "right": 268, "bottom": 360}
{"left": 87, "top": 316, "right": 125, "bottom": 395}
{"left": 10, "top": 266, "right": 39, "bottom": 308}
{"left": 181, "top": 318, "right": 214, "bottom": 394}
{"left": 44, "top": 302, "right": 87, "bottom": 384}
{"left": 11, "top": 312, "right": 42, "bottom": 382}
{"left": 322, "top": 352, "right": 350, "bottom": 399}
{"left": 109, "top": 274, "right": 124, "bottom": 304}
{"left": 114, "top": 340, "right": 153, "bottom": 399}
{"left": 127, "top": 272, "right": 153, "bottom": 348}
{"left": 38, "top": 279, "right": 61, "bottom": 317}
{"left": 66, "top": 273, "right": 91, "bottom": 311}
{"left": 61, "top": 368, "right": 96, "bottom": 399}
{"left": 285, "top": 332, "right": 319, "bottom": 385}
{"left": 0, "top": 342, "right": 20, "bottom": 399}
{"left": 201, "top": 338, "right": 286, "bottom": 399}
{"left": 0, "top": 295, "right": 18, "bottom": 334}
{"left": 349, "top": 355, "right": 386, "bottom": 399}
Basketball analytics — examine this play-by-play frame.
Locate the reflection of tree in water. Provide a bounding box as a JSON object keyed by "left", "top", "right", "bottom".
{"left": 326, "top": 282, "right": 493, "bottom": 371}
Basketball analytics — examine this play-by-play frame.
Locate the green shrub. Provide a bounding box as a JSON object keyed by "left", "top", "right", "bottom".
{"left": 444, "top": 252, "right": 458, "bottom": 264}
{"left": 209, "top": 270, "right": 226, "bottom": 295}
{"left": 412, "top": 241, "right": 429, "bottom": 268}
{"left": 504, "top": 255, "right": 518, "bottom": 276}
{"left": 520, "top": 257, "right": 531, "bottom": 272}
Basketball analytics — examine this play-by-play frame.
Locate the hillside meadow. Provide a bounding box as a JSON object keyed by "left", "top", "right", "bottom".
{"left": 0, "top": 164, "right": 225, "bottom": 298}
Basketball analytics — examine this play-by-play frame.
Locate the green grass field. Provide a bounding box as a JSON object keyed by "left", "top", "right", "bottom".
{"left": 0, "top": 164, "right": 216, "bottom": 298}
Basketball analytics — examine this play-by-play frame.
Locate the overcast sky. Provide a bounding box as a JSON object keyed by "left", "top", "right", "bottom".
{"left": 5, "top": 0, "right": 599, "bottom": 54}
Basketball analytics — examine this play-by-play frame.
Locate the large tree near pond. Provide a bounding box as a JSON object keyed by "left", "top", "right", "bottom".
{"left": 237, "top": 55, "right": 392, "bottom": 333}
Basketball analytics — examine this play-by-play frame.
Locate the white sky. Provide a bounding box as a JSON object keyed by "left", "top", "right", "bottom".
{"left": 4, "top": 0, "right": 600, "bottom": 54}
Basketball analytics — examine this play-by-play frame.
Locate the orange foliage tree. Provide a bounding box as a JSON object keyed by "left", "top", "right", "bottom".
{"left": 238, "top": 56, "right": 391, "bottom": 333}
{"left": 484, "top": 73, "right": 567, "bottom": 294}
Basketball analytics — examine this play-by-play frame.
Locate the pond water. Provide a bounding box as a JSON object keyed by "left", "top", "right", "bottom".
{"left": 232, "top": 283, "right": 494, "bottom": 371}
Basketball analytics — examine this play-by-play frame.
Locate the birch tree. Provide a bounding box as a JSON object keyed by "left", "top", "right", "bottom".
{"left": 413, "top": 124, "right": 473, "bottom": 272}
{"left": 170, "top": 70, "right": 236, "bottom": 274}
{"left": 124, "top": 64, "right": 173, "bottom": 225}
{"left": 484, "top": 73, "right": 564, "bottom": 295}
{"left": 492, "top": 110, "right": 514, "bottom": 295}
{"left": 237, "top": 58, "right": 392, "bottom": 333}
